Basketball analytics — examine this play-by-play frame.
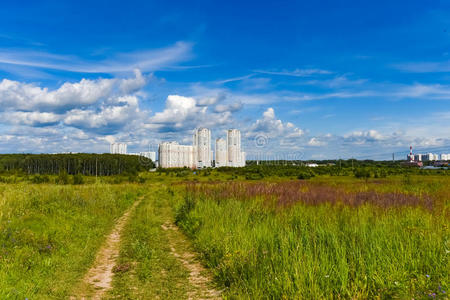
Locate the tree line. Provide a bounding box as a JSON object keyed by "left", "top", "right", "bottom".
{"left": 0, "top": 154, "right": 154, "bottom": 176}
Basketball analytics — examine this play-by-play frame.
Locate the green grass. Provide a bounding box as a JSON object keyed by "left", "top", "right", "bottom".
{"left": 0, "top": 183, "right": 141, "bottom": 299}
{"left": 0, "top": 174, "right": 448, "bottom": 299}
{"left": 176, "top": 178, "right": 450, "bottom": 299}
{"left": 107, "top": 184, "right": 191, "bottom": 299}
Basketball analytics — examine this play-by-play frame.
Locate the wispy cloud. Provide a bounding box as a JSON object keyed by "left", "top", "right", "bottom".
{"left": 254, "top": 68, "right": 332, "bottom": 77}
{"left": 214, "top": 74, "right": 254, "bottom": 84}
{"left": 393, "top": 60, "right": 450, "bottom": 73}
{"left": 301, "top": 75, "right": 368, "bottom": 88}
{"left": 0, "top": 41, "right": 193, "bottom": 74}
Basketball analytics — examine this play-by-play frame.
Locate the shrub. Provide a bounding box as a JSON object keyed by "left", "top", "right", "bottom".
{"left": 57, "top": 171, "right": 69, "bottom": 184}
{"left": 32, "top": 174, "right": 50, "bottom": 184}
{"left": 245, "top": 172, "right": 264, "bottom": 180}
{"left": 297, "top": 172, "right": 312, "bottom": 180}
{"left": 354, "top": 168, "right": 371, "bottom": 179}
{"left": 73, "top": 173, "right": 84, "bottom": 185}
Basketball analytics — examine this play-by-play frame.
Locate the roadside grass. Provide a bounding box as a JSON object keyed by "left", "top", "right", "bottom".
{"left": 0, "top": 183, "right": 141, "bottom": 299}
{"left": 107, "top": 184, "right": 191, "bottom": 299}
{"left": 176, "top": 179, "right": 449, "bottom": 299}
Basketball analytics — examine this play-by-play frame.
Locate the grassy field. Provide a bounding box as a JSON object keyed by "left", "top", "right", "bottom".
{"left": 175, "top": 176, "right": 449, "bottom": 299}
{"left": 0, "top": 173, "right": 448, "bottom": 299}
{"left": 0, "top": 183, "right": 141, "bottom": 298}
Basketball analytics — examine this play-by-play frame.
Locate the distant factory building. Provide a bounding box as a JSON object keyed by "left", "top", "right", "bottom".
{"left": 110, "top": 142, "right": 127, "bottom": 154}
{"left": 422, "top": 153, "right": 439, "bottom": 161}
{"left": 441, "top": 154, "right": 450, "bottom": 161}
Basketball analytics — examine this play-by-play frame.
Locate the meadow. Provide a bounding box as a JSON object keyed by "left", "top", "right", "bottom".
{"left": 0, "top": 168, "right": 448, "bottom": 299}
{"left": 175, "top": 176, "right": 449, "bottom": 299}
{"left": 0, "top": 183, "right": 141, "bottom": 298}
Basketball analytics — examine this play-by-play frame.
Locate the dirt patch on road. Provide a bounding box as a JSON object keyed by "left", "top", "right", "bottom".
{"left": 162, "top": 222, "right": 221, "bottom": 300}
{"left": 72, "top": 198, "right": 141, "bottom": 299}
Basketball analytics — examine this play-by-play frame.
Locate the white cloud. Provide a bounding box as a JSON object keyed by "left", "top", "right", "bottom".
{"left": 148, "top": 94, "right": 233, "bottom": 132}
{"left": 393, "top": 83, "right": 450, "bottom": 99}
{"left": 64, "top": 95, "right": 142, "bottom": 133}
{"left": 254, "top": 68, "right": 332, "bottom": 77}
{"left": 151, "top": 95, "right": 203, "bottom": 125}
{"left": 197, "top": 95, "right": 223, "bottom": 106}
{"left": 247, "top": 108, "right": 304, "bottom": 139}
{"left": 393, "top": 60, "right": 450, "bottom": 73}
{"left": 307, "top": 137, "right": 327, "bottom": 147}
{"left": 213, "top": 101, "right": 242, "bottom": 113}
{"left": 302, "top": 75, "right": 367, "bottom": 88}
{"left": 119, "top": 69, "right": 148, "bottom": 94}
{"left": 0, "top": 41, "right": 192, "bottom": 74}
{"left": 5, "top": 111, "right": 61, "bottom": 126}
{"left": 0, "top": 70, "right": 148, "bottom": 112}
{"left": 344, "top": 130, "right": 387, "bottom": 145}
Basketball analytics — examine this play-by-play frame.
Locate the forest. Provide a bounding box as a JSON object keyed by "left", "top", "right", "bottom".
{"left": 0, "top": 154, "right": 154, "bottom": 176}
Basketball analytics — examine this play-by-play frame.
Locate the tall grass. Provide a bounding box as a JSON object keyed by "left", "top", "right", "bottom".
{"left": 0, "top": 183, "right": 140, "bottom": 299}
{"left": 176, "top": 180, "right": 449, "bottom": 299}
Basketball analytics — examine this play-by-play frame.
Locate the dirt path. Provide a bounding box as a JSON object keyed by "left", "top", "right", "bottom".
{"left": 72, "top": 198, "right": 142, "bottom": 300}
{"left": 161, "top": 222, "right": 222, "bottom": 300}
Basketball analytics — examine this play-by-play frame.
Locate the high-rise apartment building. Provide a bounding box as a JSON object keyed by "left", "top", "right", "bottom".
{"left": 158, "top": 142, "right": 196, "bottom": 168}
{"left": 158, "top": 127, "right": 245, "bottom": 169}
{"left": 193, "top": 128, "right": 212, "bottom": 168}
{"left": 110, "top": 142, "right": 127, "bottom": 154}
{"left": 227, "top": 129, "right": 245, "bottom": 167}
{"left": 215, "top": 138, "right": 227, "bottom": 167}
{"left": 140, "top": 151, "right": 156, "bottom": 162}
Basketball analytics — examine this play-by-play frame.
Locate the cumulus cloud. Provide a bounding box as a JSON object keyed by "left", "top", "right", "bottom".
{"left": 0, "top": 70, "right": 147, "bottom": 112}
{"left": 119, "top": 69, "right": 148, "bottom": 94}
{"left": 213, "top": 101, "right": 242, "bottom": 113}
{"left": 5, "top": 111, "right": 61, "bottom": 127}
{"left": 64, "top": 95, "right": 142, "bottom": 134}
{"left": 247, "top": 107, "right": 304, "bottom": 139}
{"left": 147, "top": 94, "right": 234, "bottom": 132}
{"left": 344, "top": 130, "right": 387, "bottom": 144}
{"left": 197, "top": 95, "right": 222, "bottom": 106}
{"left": 0, "top": 71, "right": 152, "bottom": 138}
{"left": 151, "top": 95, "right": 204, "bottom": 125}
{"left": 307, "top": 137, "right": 327, "bottom": 147}
{"left": 0, "top": 78, "right": 109, "bottom": 111}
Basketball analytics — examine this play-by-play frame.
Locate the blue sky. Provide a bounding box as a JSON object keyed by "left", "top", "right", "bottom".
{"left": 0, "top": 0, "right": 449, "bottom": 159}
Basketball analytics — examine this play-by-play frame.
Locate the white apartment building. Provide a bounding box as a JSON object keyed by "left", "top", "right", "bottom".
{"left": 140, "top": 151, "right": 156, "bottom": 161}
{"left": 240, "top": 151, "right": 246, "bottom": 167}
{"left": 158, "top": 127, "right": 246, "bottom": 169}
{"left": 414, "top": 154, "right": 422, "bottom": 161}
{"left": 158, "top": 142, "right": 196, "bottom": 168}
{"left": 110, "top": 142, "right": 127, "bottom": 154}
{"left": 227, "top": 129, "right": 246, "bottom": 167}
{"left": 193, "top": 128, "right": 212, "bottom": 168}
{"left": 215, "top": 138, "right": 227, "bottom": 167}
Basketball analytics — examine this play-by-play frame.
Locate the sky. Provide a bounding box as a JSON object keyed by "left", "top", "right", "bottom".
{"left": 0, "top": 0, "right": 449, "bottom": 160}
